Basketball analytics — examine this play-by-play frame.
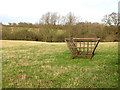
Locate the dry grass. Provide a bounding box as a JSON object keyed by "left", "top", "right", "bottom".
{"left": 2, "top": 40, "right": 118, "bottom": 88}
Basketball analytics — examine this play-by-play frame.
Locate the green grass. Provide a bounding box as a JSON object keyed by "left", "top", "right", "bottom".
{"left": 2, "top": 40, "right": 118, "bottom": 88}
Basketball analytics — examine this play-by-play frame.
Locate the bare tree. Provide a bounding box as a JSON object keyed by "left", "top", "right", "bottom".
{"left": 66, "top": 12, "right": 78, "bottom": 25}
{"left": 50, "top": 12, "right": 60, "bottom": 25}
{"left": 40, "top": 12, "right": 51, "bottom": 25}
{"left": 102, "top": 12, "right": 118, "bottom": 26}
{"left": 40, "top": 12, "right": 60, "bottom": 25}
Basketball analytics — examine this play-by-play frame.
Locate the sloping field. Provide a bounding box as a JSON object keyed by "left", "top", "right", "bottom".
{"left": 2, "top": 40, "right": 118, "bottom": 88}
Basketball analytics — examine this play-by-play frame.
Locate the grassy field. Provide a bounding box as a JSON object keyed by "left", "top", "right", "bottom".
{"left": 2, "top": 40, "right": 118, "bottom": 88}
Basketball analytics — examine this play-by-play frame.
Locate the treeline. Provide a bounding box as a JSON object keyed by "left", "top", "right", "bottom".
{"left": 2, "top": 12, "right": 119, "bottom": 42}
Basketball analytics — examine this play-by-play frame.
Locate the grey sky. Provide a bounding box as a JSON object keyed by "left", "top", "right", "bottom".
{"left": 0, "top": 0, "right": 119, "bottom": 24}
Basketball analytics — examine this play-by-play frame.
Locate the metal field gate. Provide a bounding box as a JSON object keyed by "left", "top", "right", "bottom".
{"left": 65, "top": 38, "right": 100, "bottom": 59}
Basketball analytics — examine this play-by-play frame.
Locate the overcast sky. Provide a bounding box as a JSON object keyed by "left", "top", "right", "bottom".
{"left": 0, "top": 0, "right": 119, "bottom": 25}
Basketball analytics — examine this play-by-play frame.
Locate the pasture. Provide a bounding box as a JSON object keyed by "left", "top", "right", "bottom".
{"left": 2, "top": 40, "right": 118, "bottom": 88}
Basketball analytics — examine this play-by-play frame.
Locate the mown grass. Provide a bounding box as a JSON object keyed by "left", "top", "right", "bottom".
{"left": 2, "top": 40, "right": 118, "bottom": 88}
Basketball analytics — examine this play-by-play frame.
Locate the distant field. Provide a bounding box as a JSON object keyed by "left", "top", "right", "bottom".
{"left": 2, "top": 40, "right": 118, "bottom": 88}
